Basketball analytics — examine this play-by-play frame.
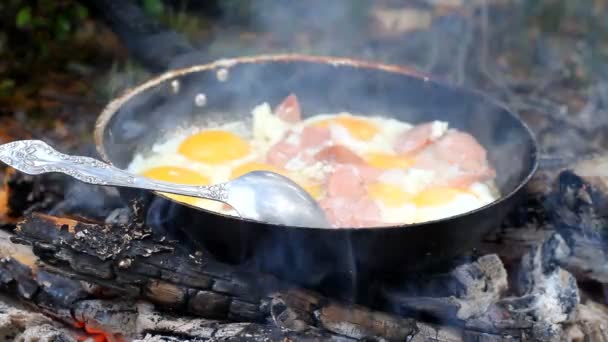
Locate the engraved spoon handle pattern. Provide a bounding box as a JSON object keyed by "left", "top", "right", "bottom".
{"left": 0, "top": 140, "right": 228, "bottom": 202}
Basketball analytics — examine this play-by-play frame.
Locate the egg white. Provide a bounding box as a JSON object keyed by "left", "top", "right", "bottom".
{"left": 374, "top": 181, "right": 497, "bottom": 225}
{"left": 414, "top": 191, "right": 489, "bottom": 223}
{"left": 377, "top": 202, "right": 418, "bottom": 225}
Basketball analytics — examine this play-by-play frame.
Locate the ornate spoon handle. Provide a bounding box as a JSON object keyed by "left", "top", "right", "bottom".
{"left": 0, "top": 140, "right": 228, "bottom": 202}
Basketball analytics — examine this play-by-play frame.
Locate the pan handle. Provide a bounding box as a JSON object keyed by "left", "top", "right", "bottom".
{"left": 80, "top": 0, "right": 196, "bottom": 72}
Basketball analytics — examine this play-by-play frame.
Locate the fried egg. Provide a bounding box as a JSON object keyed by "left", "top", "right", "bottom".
{"left": 127, "top": 96, "right": 499, "bottom": 228}
{"left": 179, "top": 130, "right": 250, "bottom": 164}
{"left": 142, "top": 166, "right": 209, "bottom": 206}
{"left": 413, "top": 185, "right": 493, "bottom": 223}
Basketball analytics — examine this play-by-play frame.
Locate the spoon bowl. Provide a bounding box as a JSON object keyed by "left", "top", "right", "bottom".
{"left": 228, "top": 171, "right": 329, "bottom": 228}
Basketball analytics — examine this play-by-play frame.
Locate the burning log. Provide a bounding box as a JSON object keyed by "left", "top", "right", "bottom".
{"left": 0, "top": 208, "right": 600, "bottom": 341}
{"left": 545, "top": 156, "right": 608, "bottom": 284}
{"left": 0, "top": 255, "right": 417, "bottom": 341}
{"left": 386, "top": 254, "right": 508, "bottom": 320}
{"left": 5, "top": 211, "right": 423, "bottom": 341}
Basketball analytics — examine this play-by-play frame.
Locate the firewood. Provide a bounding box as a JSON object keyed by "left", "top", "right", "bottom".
{"left": 382, "top": 254, "right": 508, "bottom": 321}
{"left": 0, "top": 255, "right": 408, "bottom": 341}
{"left": 4, "top": 210, "right": 600, "bottom": 341}
{"left": 3, "top": 212, "right": 423, "bottom": 341}
{"left": 544, "top": 155, "right": 608, "bottom": 284}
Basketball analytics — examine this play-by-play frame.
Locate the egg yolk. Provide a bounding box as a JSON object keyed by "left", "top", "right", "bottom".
{"left": 178, "top": 130, "right": 250, "bottom": 164}
{"left": 299, "top": 181, "right": 323, "bottom": 200}
{"left": 364, "top": 152, "right": 413, "bottom": 169}
{"left": 143, "top": 166, "right": 209, "bottom": 206}
{"left": 412, "top": 187, "right": 470, "bottom": 207}
{"left": 315, "top": 116, "right": 379, "bottom": 140}
{"left": 368, "top": 183, "right": 412, "bottom": 208}
{"left": 230, "top": 162, "right": 286, "bottom": 179}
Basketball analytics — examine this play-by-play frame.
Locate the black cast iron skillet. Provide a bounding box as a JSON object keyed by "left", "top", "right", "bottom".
{"left": 95, "top": 54, "right": 538, "bottom": 289}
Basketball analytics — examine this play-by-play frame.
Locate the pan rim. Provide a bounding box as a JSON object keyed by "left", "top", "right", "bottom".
{"left": 94, "top": 53, "right": 539, "bottom": 231}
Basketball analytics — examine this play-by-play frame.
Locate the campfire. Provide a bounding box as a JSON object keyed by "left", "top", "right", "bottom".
{"left": 2, "top": 0, "right": 608, "bottom": 341}
{"left": 0, "top": 138, "right": 606, "bottom": 341}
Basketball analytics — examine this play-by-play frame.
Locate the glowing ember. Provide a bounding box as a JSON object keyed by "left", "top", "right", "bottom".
{"left": 74, "top": 319, "right": 125, "bottom": 342}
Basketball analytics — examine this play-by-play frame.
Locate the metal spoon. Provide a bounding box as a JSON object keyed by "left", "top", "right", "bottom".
{"left": 0, "top": 140, "right": 330, "bottom": 228}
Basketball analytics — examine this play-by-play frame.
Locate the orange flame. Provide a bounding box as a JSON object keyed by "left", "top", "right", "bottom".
{"left": 73, "top": 319, "right": 125, "bottom": 342}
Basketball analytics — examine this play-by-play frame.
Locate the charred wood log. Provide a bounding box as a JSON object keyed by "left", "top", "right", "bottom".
{"left": 6, "top": 211, "right": 423, "bottom": 341}
{"left": 459, "top": 235, "right": 580, "bottom": 342}
{"left": 381, "top": 254, "right": 508, "bottom": 321}
{"left": 2, "top": 209, "right": 601, "bottom": 341}
{"left": 545, "top": 156, "right": 608, "bottom": 284}
{"left": 0, "top": 256, "right": 417, "bottom": 341}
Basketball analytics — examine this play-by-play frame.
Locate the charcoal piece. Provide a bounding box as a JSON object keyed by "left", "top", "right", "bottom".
{"left": 144, "top": 280, "right": 187, "bottom": 307}
{"left": 548, "top": 170, "right": 608, "bottom": 236}
{"left": 463, "top": 234, "right": 580, "bottom": 339}
{"left": 268, "top": 290, "right": 320, "bottom": 331}
{"left": 545, "top": 159, "right": 608, "bottom": 283}
{"left": 228, "top": 299, "right": 263, "bottom": 322}
{"left": 3, "top": 170, "right": 65, "bottom": 219}
{"left": 514, "top": 236, "right": 580, "bottom": 325}
{"left": 212, "top": 274, "right": 261, "bottom": 302}
{"left": 383, "top": 254, "right": 507, "bottom": 321}
{"left": 72, "top": 299, "right": 138, "bottom": 335}
{"left": 64, "top": 250, "right": 114, "bottom": 279}
{"left": 187, "top": 290, "right": 231, "bottom": 319}
{"left": 315, "top": 303, "right": 417, "bottom": 341}
{"left": 160, "top": 270, "right": 212, "bottom": 289}
{"left": 16, "top": 212, "right": 155, "bottom": 261}
{"left": 0, "top": 257, "right": 38, "bottom": 299}
{"left": 553, "top": 231, "right": 608, "bottom": 284}
{"left": 35, "top": 270, "right": 89, "bottom": 307}
{"left": 130, "top": 260, "right": 162, "bottom": 278}
{"left": 269, "top": 295, "right": 311, "bottom": 332}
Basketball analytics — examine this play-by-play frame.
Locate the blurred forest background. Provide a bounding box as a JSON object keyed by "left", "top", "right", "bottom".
{"left": 0, "top": 0, "right": 607, "bottom": 155}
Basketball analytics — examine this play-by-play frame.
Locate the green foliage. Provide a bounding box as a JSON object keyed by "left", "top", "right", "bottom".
{"left": 1, "top": 0, "right": 99, "bottom": 86}
{"left": 141, "top": 0, "right": 164, "bottom": 17}
{"left": 9, "top": 0, "right": 90, "bottom": 40}
{"left": 15, "top": 6, "right": 32, "bottom": 28}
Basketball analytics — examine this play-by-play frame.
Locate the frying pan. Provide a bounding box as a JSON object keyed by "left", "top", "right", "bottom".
{"left": 95, "top": 55, "right": 538, "bottom": 289}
